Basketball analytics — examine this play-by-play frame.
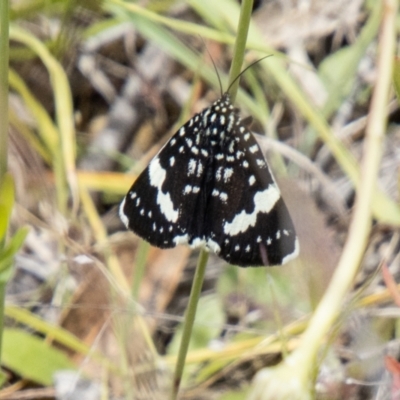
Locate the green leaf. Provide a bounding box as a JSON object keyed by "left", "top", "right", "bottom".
{"left": 219, "top": 389, "right": 249, "bottom": 400}
{"left": 5, "top": 305, "right": 116, "bottom": 371}
{"left": 0, "top": 369, "right": 7, "bottom": 387}
{"left": 0, "top": 173, "right": 15, "bottom": 242}
{"left": 0, "top": 227, "right": 29, "bottom": 282}
{"left": 2, "top": 328, "right": 76, "bottom": 386}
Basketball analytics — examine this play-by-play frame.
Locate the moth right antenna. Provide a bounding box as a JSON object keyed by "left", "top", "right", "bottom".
{"left": 226, "top": 55, "right": 272, "bottom": 94}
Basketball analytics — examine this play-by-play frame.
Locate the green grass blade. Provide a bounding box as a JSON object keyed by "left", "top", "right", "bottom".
{"left": 2, "top": 328, "right": 76, "bottom": 386}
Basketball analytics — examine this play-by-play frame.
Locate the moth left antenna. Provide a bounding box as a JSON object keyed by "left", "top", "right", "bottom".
{"left": 201, "top": 39, "right": 224, "bottom": 97}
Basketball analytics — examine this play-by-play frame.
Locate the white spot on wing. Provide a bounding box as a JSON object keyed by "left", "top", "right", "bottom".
{"left": 207, "top": 239, "right": 221, "bottom": 254}
{"left": 148, "top": 157, "right": 179, "bottom": 222}
{"left": 249, "top": 175, "right": 256, "bottom": 186}
{"left": 249, "top": 144, "right": 258, "bottom": 153}
{"left": 170, "top": 157, "right": 175, "bottom": 166}
{"left": 191, "top": 237, "right": 206, "bottom": 248}
{"left": 219, "top": 192, "right": 228, "bottom": 202}
{"left": 188, "top": 159, "right": 196, "bottom": 175}
{"left": 173, "top": 234, "right": 189, "bottom": 245}
{"left": 223, "top": 185, "right": 281, "bottom": 236}
{"left": 197, "top": 161, "right": 203, "bottom": 177}
{"left": 203, "top": 109, "right": 211, "bottom": 125}
{"left": 227, "top": 115, "right": 235, "bottom": 131}
{"left": 224, "top": 168, "right": 233, "bottom": 182}
{"left": 119, "top": 198, "right": 129, "bottom": 228}
{"left": 216, "top": 167, "right": 222, "bottom": 181}
{"left": 282, "top": 238, "right": 300, "bottom": 265}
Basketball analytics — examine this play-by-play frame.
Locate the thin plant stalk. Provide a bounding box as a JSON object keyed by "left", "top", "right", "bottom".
{"left": 0, "top": 0, "right": 10, "bottom": 363}
{"left": 227, "top": 0, "right": 254, "bottom": 102}
{"left": 170, "top": 249, "right": 209, "bottom": 400}
{"left": 132, "top": 240, "right": 150, "bottom": 300}
{"left": 170, "top": 0, "right": 254, "bottom": 398}
{"left": 0, "top": 0, "right": 9, "bottom": 180}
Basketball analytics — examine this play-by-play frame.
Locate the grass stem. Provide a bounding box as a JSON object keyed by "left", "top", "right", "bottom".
{"left": 227, "top": 0, "right": 254, "bottom": 102}
{"left": 170, "top": 249, "right": 209, "bottom": 400}
{"left": 0, "top": 0, "right": 9, "bottom": 181}
{"left": 0, "top": 0, "right": 10, "bottom": 363}
{"left": 170, "top": 1, "right": 254, "bottom": 396}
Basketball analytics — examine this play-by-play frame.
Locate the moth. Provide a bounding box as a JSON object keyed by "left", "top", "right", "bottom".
{"left": 119, "top": 89, "right": 299, "bottom": 267}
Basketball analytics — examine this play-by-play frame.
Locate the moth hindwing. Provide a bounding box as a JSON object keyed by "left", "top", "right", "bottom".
{"left": 120, "top": 93, "right": 299, "bottom": 267}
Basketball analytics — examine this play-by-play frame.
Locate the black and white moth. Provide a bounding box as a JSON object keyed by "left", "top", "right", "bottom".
{"left": 119, "top": 92, "right": 299, "bottom": 267}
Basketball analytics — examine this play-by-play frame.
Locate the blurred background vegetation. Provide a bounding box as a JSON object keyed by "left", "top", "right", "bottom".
{"left": 2, "top": 0, "right": 400, "bottom": 399}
